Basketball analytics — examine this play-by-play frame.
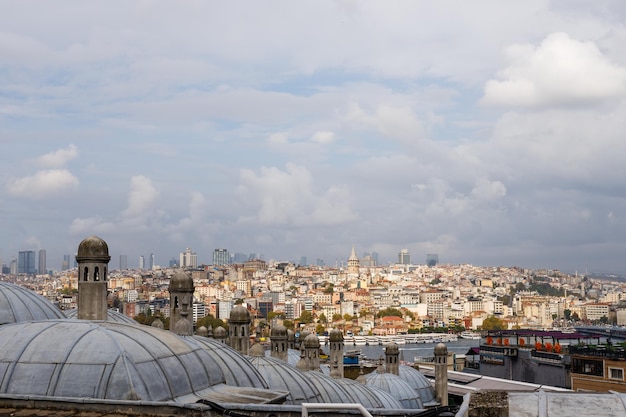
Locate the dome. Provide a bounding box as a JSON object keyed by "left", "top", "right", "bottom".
{"left": 303, "top": 333, "right": 320, "bottom": 348}
{"left": 76, "top": 235, "right": 110, "bottom": 261}
{"left": 270, "top": 324, "right": 287, "bottom": 338}
{"left": 398, "top": 365, "right": 436, "bottom": 405}
{"left": 329, "top": 328, "right": 343, "bottom": 342}
{"left": 385, "top": 341, "right": 399, "bottom": 354}
{"left": 0, "top": 320, "right": 284, "bottom": 404}
{"left": 64, "top": 308, "right": 137, "bottom": 325}
{"left": 0, "top": 282, "right": 66, "bottom": 325}
{"left": 434, "top": 342, "right": 447, "bottom": 355}
{"left": 248, "top": 355, "right": 323, "bottom": 405}
{"left": 169, "top": 270, "right": 193, "bottom": 292}
{"left": 230, "top": 305, "right": 251, "bottom": 322}
{"left": 196, "top": 325, "right": 209, "bottom": 337}
{"left": 214, "top": 325, "right": 227, "bottom": 338}
{"left": 365, "top": 371, "right": 424, "bottom": 409}
{"left": 182, "top": 335, "right": 269, "bottom": 388}
{"left": 306, "top": 371, "right": 404, "bottom": 409}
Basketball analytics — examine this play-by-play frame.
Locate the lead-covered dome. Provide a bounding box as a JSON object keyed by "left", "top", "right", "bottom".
{"left": 230, "top": 305, "right": 251, "bottom": 322}
{"left": 398, "top": 365, "right": 436, "bottom": 405}
{"left": 169, "top": 269, "right": 194, "bottom": 291}
{"left": 76, "top": 235, "right": 110, "bottom": 261}
{"left": 0, "top": 282, "right": 66, "bottom": 325}
{"left": 270, "top": 324, "right": 288, "bottom": 338}
{"left": 365, "top": 370, "right": 424, "bottom": 409}
{"left": 64, "top": 308, "right": 137, "bottom": 325}
{"left": 248, "top": 350, "right": 323, "bottom": 404}
{"left": 304, "top": 333, "right": 320, "bottom": 348}
{"left": 0, "top": 319, "right": 284, "bottom": 404}
{"left": 329, "top": 328, "right": 343, "bottom": 342}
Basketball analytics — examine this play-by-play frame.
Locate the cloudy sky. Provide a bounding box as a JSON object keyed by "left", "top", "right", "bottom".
{"left": 2, "top": 1, "right": 626, "bottom": 273}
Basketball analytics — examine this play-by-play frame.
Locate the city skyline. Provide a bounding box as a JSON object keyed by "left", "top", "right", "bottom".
{"left": 2, "top": 2, "right": 626, "bottom": 274}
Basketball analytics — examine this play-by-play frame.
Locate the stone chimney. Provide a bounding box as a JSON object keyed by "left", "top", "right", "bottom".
{"left": 329, "top": 328, "right": 344, "bottom": 379}
{"left": 76, "top": 236, "right": 111, "bottom": 320}
{"left": 434, "top": 342, "right": 448, "bottom": 406}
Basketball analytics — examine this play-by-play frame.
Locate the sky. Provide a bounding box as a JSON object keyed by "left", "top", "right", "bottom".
{"left": 2, "top": 1, "right": 626, "bottom": 273}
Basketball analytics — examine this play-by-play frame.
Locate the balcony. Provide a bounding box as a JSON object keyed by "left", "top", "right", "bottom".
{"left": 569, "top": 345, "right": 626, "bottom": 361}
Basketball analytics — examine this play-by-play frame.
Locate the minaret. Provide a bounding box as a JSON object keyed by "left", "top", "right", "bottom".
{"left": 270, "top": 324, "right": 288, "bottom": 362}
{"left": 229, "top": 305, "right": 251, "bottom": 355}
{"left": 76, "top": 235, "right": 111, "bottom": 320}
{"left": 434, "top": 343, "right": 449, "bottom": 406}
{"left": 385, "top": 341, "right": 400, "bottom": 375}
{"left": 347, "top": 245, "right": 360, "bottom": 275}
{"left": 329, "top": 328, "right": 344, "bottom": 379}
{"left": 169, "top": 269, "right": 194, "bottom": 336}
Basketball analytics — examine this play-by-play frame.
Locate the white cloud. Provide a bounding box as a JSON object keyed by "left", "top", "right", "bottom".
{"left": 311, "top": 131, "right": 335, "bottom": 145}
{"left": 482, "top": 32, "right": 626, "bottom": 108}
{"left": 6, "top": 169, "right": 79, "bottom": 199}
{"left": 122, "top": 175, "right": 159, "bottom": 217}
{"left": 38, "top": 144, "right": 79, "bottom": 168}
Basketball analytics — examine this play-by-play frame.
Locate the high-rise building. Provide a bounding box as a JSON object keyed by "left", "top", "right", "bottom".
{"left": 149, "top": 253, "right": 155, "bottom": 270}
{"left": 38, "top": 249, "right": 46, "bottom": 274}
{"left": 139, "top": 255, "right": 145, "bottom": 270}
{"left": 119, "top": 255, "right": 128, "bottom": 270}
{"left": 169, "top": 257, "right": 178, "bottom": 267}
{"left": 17, "top": 251, "right": 36, "bottom": 275}
{"left": 9, "top": 258, "right": 17, "bottom": 275}
{"left": 179, "top": 248, "right": 197, "bottom": 268}
{"left": 62, "top": 254, "right": 71, "bottom": 271}
{"left": 299, "top": 256, "right": 307, "bottom": 266}
{"left": 371, "top": 251, "right": 379, "bottom": 265}
{"left": 398, "top": 248, "right": 411, "bottom": 265}
{"left": 233, "top": 252, "right": 247, "bottom": 263}
{"left": 212, "top": 249, "right": 230, "bottom": 266}
{"left": 426, "top": 253, "right": 439, "bottom": 267}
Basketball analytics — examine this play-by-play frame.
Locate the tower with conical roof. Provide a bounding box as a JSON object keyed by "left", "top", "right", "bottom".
{"left": 168, "top": 269, "right": 194, "bottom": 336}
{"left": 347, "top": 245, "right": 360, "bottom": 276}
{"left": 229, "top": 304, "right": 251, "bottom": 355}
{"left": 270, "top": 324, "right": 288, "bottom": 362}
{"left": 329, "top": 328, "right": 344, "bottom": 379}
{"left": 76, "top": 235, "right": 111, "bottom": 320}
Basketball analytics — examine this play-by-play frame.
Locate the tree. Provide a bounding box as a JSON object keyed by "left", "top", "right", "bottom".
{"left": 298, "top": 310, "right": 313, "bottom": 324}
{"left": 481, "top": 316, "right": 506, "bottom": 331}
{"left": 343, "top": 314, "right": 354, "bottom": 321}
{"left": 283, "top": 319, "right": 294, "bottom": 329}
{"left": 332, "top": 313, "right": 343, "bottom": 322}
{"left": 359, "top": 308, "right": 371, "bottom": 318}
{"left": 196, "top": 314, "right": 225, "bottom": 330}
{"left": 564, "top": 309, "right": 572, "bottom": 321}
{"left": 315, "top": 323, "right": 325, "bottom": 335}
{"left": 571, "top": 312, "right": 580, "bottom": 322}
{"left": 376, "top": 307, "right": 403, "bottom": 318}
{"left": 267, "top": 311, "right": 285, "bottom": 320}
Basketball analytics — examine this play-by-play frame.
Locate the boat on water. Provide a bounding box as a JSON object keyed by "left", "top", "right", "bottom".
{"left": 459, "top": 331, "right": 481, "bottom": 340}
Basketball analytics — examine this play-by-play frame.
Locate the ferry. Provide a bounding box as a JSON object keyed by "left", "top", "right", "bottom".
{"left": 459, "top": 331, "right": 481, "bottom": 340}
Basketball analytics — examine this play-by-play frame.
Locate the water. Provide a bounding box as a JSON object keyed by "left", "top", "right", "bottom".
{"left": 321, "top": 338, "right": 480, "bottom": 362}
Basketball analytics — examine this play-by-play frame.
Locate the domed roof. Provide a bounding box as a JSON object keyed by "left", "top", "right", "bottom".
{"left": 0, "top": 281, "right": 66, "bottom": 324}
{"left": 329, "top": 328, "right": 343, "bottom": 342}
{"left": 303, "top": 333, "right": 320, "bottom": 348}
{"left": 76, "top": 235, "right": 110, "bottom": 261}
{"left": 182, "top": 335, "right": 269, "bottom": 388}
{"left": 0, "top": 320, "right": 286, "bottom": 404}
{"left": 270, "top": 324, "right": 287, "bottom": 338}
{"left": 169, "top": 270, "right": 193, "bottom": 292}
{"left": 214, "top": 325, "right": 227, "bottom": 338}
{"left": 398, "top": 365, "right": 436, "bottom": 405}
{"left": 434, "top": 342, "right": 447, "bottom": 355}
{"left": 385, "top": 341, "right": 399, "bottom": 354}
{"left": 306, "top": 371, "right": 404, "bottom": 409}
{"left": 248, "top": 355, "right": 323, "bottom": 405}
{"left": 365, "top": 371, "right": 423, "bottom": 409}
{"left": 337, "top": 378, "right": 408, "bottom": 410}
{"left": 196, "top": 325, "right": 209, "bottom": 337}
{"left": 0, "top": 320, "right": 225, "bottom": 401}
{"left": 64, "top": 308, "right": 137, "bottom": 325}
{"left": 230, "top": 305, "right": 251, "bottom": 322}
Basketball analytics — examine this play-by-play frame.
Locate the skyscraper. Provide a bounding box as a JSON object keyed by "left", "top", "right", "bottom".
{"left": 139, "top": 255, "right": 145, "bottom": 270}
{"left": 149, "top": 253, "right": 155, "bottom": 270}
{"left": 119, "top": 255, "right": 128, "bottom": 270}
{"left": 38, "top": 249, "right": 46, "bottom": 274}
{"left": 179, "top": 248, "right": 197, "bottom": 268}
{"left": 212, "top": 248, "right": 230, "bottom": 266}
{"left": 398, "top": 248, "right": 410, "bottom": 265}
{"left": 426, "top": 253, "right": 439, "bottom": 267}
{"left": 62, "top": 254, "right": 71, "bottom": 271}
{"left": 17, "top": 251, "right": 36, "bottom": 275}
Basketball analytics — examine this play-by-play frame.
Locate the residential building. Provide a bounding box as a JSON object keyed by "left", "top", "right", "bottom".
{"left": 180, "top": 248, "right": 198, "bottom": 268}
